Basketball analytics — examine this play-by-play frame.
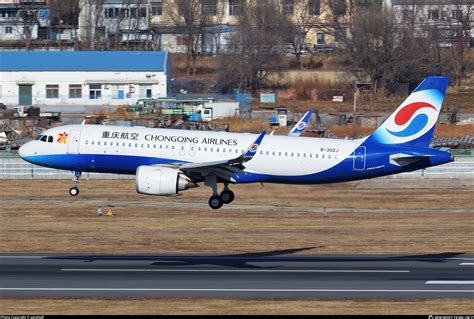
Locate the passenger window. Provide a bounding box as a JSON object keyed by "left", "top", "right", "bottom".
{"left": 291, "top": 153, "right": 294, "bottom": 157}
{"left": 85, "top": 140, "right": 89, "bottom": 145}
{"left": 285, "top": 152, "right": 288, "bottom": 156}
{"left": 91, "top": 141, "right": 95, "bottom": 145}
{"left": 260, "top": 151, "right": 263, "bottom": 155}
{"left": 266, "top": 151, "right": 269, "bottom": 155}
{"left": 216, "top": 148, "right": 219, "bottom": 152}
{"left": 223, "top": 149, "right": 226, "bottom": 153}
{"left": 328, "top": 155, "right": 331, "bottom": 159}
{"left": 122, "top": 143, "right": 126, "bottom": 147}
{"left": 98, "top": 141, "right": 101, "bottom": 146}
{"left": 297, "top": 153, "right": 300, "bottom": 157}
{"left": 272, "top": 151, "right": 275, "bottom": 156}
{"left": 172, "top": 146, "right": 175, "bottom": 150}
{"left": 129, "top": 143, "right": 132, "bottom": 147}
{"left": 135, "top": 143, "right": 138, "bottom": 148}
{"left": 116, "top": 142, "right": 119, "bottom": 147}
{"left": 322, "top": 154, "right": 325, "bottom": 159}
{"left": 315, "top": 154, "right": 318, "bottom": 158}
{"left": 279, "top": 152, "right": 282, "bottom": 156}
{"left": 153, "top": 145, "right": 156, "bottom": 149}
{"left": 204, "top": 147, "right": 207, "bottom": 151}
{"left": 104, "top": 142, "right": 107, "bottom": 146}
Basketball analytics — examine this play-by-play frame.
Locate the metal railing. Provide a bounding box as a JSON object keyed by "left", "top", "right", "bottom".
{"left": 0, "top": 152, "right": 472, "bottom": 180}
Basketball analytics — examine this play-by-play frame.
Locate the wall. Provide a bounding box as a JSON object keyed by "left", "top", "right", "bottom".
{"left": 0, "top": 71, "right": 168, "bottom": 106}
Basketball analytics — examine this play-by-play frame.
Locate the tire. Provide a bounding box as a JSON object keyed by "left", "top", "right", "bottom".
{"left": 69, "top": 187, "right": 79, "bottom": 197}
{"left": 220, "top": 190, "right": 235, "bottom": 204}
{"left": 209, "top": 195, "right": 224, "bottom": 210}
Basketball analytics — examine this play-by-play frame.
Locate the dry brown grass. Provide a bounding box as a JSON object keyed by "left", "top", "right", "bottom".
{"left": 435, "top": 123, "right": 474, "bottom": 137}
{"left": 0, "top": 179, "right": 473, "bottom": 255}
{"left": 216, "top": 117, "right": 271, "bottom": 133}
{"left": 1, "top": 298, "right": 473, "bottom": 315}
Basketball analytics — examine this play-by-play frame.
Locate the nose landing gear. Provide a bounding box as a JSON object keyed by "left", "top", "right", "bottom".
{"left": 69, "top": 171, "right": 81, "bottom": 197}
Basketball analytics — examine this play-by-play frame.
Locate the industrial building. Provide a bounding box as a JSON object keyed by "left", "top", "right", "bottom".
{"left": 0, "top": 50, "right": 170, "bottom": 107}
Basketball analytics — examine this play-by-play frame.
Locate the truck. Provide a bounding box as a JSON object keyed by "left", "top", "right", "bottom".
{"left": 193, "top": 102, "right": 240, "bottom": 122}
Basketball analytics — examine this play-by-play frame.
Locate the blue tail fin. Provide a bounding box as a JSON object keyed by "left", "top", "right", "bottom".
{"left": 365, "top": 76, "right": 449, "bottom": 148}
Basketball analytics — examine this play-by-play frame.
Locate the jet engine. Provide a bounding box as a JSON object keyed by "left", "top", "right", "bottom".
{"left": 136, "top": 166, "right": 197, "bottom": 196}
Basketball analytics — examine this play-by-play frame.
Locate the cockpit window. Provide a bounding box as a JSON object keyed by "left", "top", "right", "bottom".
{"left": 40, "top": 135, "right": 48, "bottom": 142}
{"left": 35, "top": 135, "right": 43, "bottom": 141}
{"left": 48, "top": 136, "right": 53, "bottom": 143}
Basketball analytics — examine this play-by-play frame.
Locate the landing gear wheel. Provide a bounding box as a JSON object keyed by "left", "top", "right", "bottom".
{"left": 209, "top": 195, "right": 224, "bottom": 210}
{"left": 69, "top": 187, "right": 79, "bottom": 197}
{"left": 220, "top": 189, "right": 235, "bottom": 204}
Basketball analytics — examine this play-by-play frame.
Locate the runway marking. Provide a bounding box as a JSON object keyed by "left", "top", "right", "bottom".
{"left": 425, "top": 281, "right": 474, "bottom": 285}
{"left": 460, "top": 263, "right": 474, "bottom": 266}
{"left": 0, "top": 256, "right": 46, "bottom": 258}
{"left": 60, "top": 268, "right": 410, "bottom": 273}
{"left": 1, "top": 288, "right": 474, "bottom": 293}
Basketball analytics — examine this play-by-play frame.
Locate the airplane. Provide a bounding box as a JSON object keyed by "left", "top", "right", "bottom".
{"left": 19, "top": 76, "right": 453, "bottom": 209}
{"left": 288, "top": 109, "right": 314, "bottom": 137}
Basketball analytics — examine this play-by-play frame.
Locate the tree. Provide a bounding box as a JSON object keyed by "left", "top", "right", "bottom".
{"left": 50, "top": 0, "right": 81, "bottom": 49}
{"left": 284, "top": 0, "right": 322, "bottom": 67}
{"left": 14, "top": 1, "right": 43, "bottom": 50}
{"left": 164, "top": 0, "right": 212, "bottom": 75}
{"left": 218, "top": 0, "right": 290, "bottom": 92}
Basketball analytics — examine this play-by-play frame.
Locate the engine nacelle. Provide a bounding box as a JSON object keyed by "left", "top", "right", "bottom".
{"left": 136, "top": 166, "right": 197, "bottom": 196}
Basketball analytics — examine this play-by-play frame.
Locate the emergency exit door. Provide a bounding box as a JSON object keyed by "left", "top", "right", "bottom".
{"left": 353, "top": 146, "right": 366, "bottom": 171}
{"left": 67, "top": 130, "right": 81, "bottom": 154}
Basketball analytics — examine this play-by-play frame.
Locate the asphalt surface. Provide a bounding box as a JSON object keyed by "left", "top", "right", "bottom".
{"left": 1, "top": 251, "right": 474, "bottom": 299}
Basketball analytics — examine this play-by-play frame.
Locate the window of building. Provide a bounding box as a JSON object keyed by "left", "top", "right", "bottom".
{"left": 69, "top": 84, "right": 82, "bottom": 99}
{"left": 139, "top": 85, "right": 152, "bottom": 98}
{"left": 0, "top": 9, "right": 17, "bottom": 18}
{"left": 138, "top": 7, "right": 147, "bottom": 18}
{"left": 283, "top": 0, "right": 294, "bottom": 15}
{"left": 229, "top": 0, "right": 244, "bottom": 16}
{"left": 401, "top": 9, "right": 413, "bottom": 21}
{"left": 316, "top": 32, "right": 325, "bottom": 45}
{"left": 46, "top": 85, "right": 59, "bottom": 99}
{"left": 105, "top": 7, "right": 120, "bottom": 18}
{"left": 5, "top": 26, "right": 13, "bottom": 34}
{"left": 89, "top": 84, "right": 102, "bottom": 100}
{"left": 332, "top": 0, "right": 346, "bottom": 16}
{"left": 334, "top": 27, "right": 346, "bottom": 42}
{"left": 202, "top": 0, "right": 217, "bottom": 16}
{"left": 452, "top": 9, "right": 463, "bottom": 21}
{"left": 309, "top": 0, "right": 320, "bottom": 15}
{"left": 112, "top": 85, "right": 125, "bottom": 99}
{"left": 176, "top": 0, "right": 186, "bottom": 15}
{"left": 428, "top": 9, "right": 439, "bottom": 20}
{"left": 151, "top": 2, "right": 163, "bottom": 16}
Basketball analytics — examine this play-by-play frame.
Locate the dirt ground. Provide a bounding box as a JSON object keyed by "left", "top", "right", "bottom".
{"left": 1, "top": 178, "right": 473, "bottom": 315}
{"left": 1, "top": 298, "right": 474, "bottom": 315}
{"left": 0, "top": 178, "right": 472, "bottom": 254}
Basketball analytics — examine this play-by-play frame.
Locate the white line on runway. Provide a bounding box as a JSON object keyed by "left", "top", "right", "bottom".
{"left": 425, "top": 281, "right": 474, "bottom": 285}
{"left": 1, "top": 288, "right": 474, "bottom": 293}
{"left": 0, "top": 256, "right": 46, "bottom": 258}
{"left": 460, "top": 263, "right": 474, "bottom": 266}
{"left": 60, "top": 268, "right": 410, "bottom": 273}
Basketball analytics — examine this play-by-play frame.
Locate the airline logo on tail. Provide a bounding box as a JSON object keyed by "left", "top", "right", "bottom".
{"left": 385, "top": 101, "right": 438, "bottom": 138}
{"left": 366, "top": 76, "right": 448, "bottom": 146}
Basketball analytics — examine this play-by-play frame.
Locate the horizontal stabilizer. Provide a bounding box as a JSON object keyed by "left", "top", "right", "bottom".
{"left": 389, "top": 154, "right": 431, "bottom": 167}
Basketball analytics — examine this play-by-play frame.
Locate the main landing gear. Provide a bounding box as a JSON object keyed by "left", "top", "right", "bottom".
{"left": 69, "top": 171, "right": 81, "bottom": 197}
{"left": 205, "top": 175, "right": 235, "bottom": 210}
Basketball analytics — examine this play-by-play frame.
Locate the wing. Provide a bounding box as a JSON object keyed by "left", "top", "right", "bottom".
{"left": 178, "top": 131, "right": 266, "bottom": 182}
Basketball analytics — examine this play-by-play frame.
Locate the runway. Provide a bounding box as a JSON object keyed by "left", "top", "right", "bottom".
{"left": 1, "top": 251, "right": 474, "bottom": 299}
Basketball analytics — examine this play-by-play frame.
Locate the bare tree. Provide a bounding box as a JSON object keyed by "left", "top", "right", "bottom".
{"left": 164, "top": 0, "right": 212, "bottom": 75}
{"left": 50, "top": 0, "right": 81, "bottom": 50}
{"left": 284, "top": 0, "right": 322, "bottom": 67}
{"left": 218, "top": 0, "right": 290, "bottom": 92}
{"left": 14, "top": 1, "right": 43, "bottom": 50}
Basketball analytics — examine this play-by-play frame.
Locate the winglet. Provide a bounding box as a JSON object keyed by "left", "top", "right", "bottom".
{"left": 288, "top": 109, "right": 314, "bottom": 137}
{"left": 242, "top": 131, "right": 266, "bottom": 161}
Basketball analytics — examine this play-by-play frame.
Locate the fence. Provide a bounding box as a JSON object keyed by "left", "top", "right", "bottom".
{"left": 0, "top": 152, "right": 472, "bottom": 180}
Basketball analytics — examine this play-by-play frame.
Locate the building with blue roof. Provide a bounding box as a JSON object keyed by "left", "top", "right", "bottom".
{"left": 0, "top": 50, "right": 170, "bottom": 107}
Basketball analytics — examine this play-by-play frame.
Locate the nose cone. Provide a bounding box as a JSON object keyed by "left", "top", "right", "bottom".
{"left": 18, "top": 141, "right": 35, "bottom": 160}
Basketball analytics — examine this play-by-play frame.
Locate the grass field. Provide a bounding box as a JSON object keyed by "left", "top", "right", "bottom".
{"left": 1, "top": 178, "right": 473, "bottom": 314}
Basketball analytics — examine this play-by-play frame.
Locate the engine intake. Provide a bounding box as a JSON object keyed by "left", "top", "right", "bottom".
{"left": 136, "top": 166, "right": 197, "bottom": 196}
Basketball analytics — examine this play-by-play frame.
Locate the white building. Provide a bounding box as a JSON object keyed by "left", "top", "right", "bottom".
{"left": 0, "top": 50, "right": 170, "bottom": 107}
